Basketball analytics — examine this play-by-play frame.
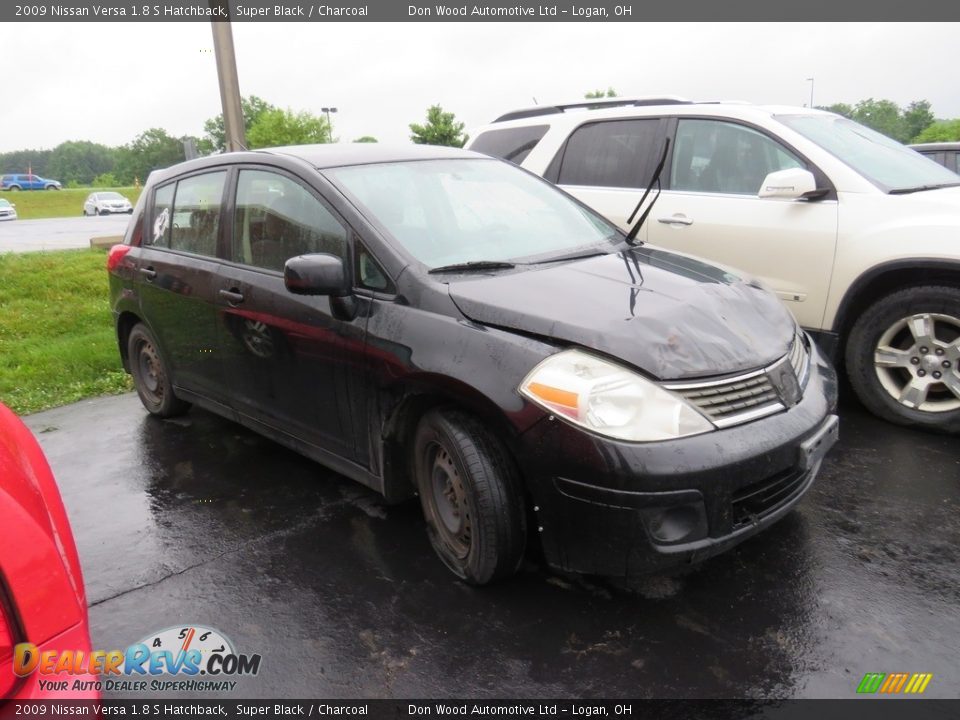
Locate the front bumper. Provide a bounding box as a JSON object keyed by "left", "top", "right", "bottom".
{"left": 516, "top": 344, "right": 839, "bottom": 578}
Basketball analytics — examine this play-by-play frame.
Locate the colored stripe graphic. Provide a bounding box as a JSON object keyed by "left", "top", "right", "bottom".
{"left": 857, "top": 672, "right": 932, "bottom": 694}
{"left": 857, "top": 673, "right": 885, "bottom": 693}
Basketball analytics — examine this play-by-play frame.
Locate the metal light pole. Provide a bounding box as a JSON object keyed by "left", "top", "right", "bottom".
{"left": 210, "top": 5, "right": 246, "bottom": 152}
{"left": 806, "top": 77, "right": 815, "bottom": 109}
{"left": 321, "top": 107, "right": 338, "bottom": 142}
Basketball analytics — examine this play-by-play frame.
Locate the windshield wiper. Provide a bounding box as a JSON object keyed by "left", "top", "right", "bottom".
{"left": 623, "top": 137, "right": 671, "bottom": 246}
{"left": 889, "top": 182, "right": 960, "bottom": 195}
{"left": 428, "top": 260, "right": 516, "bottom": 274}
{"left": 536, "top": 248, "right": 608, "bottom": 264}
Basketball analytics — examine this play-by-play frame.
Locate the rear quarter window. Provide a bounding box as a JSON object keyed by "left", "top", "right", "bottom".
{"left": 470, "top": 125, "right": 549, "bottom": 165}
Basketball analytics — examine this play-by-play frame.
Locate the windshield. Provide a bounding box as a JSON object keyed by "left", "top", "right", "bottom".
{"left": 0, "top": 199, "right": 10, "bottom": 207}
{"left": 777, "top": 114, "right": 960, "bottom": 193}
{"left": 326, "top": 158, "right": 619, "bottom": 269}
{"left": 100, "top": 192, "right": 125, "bottom": 200}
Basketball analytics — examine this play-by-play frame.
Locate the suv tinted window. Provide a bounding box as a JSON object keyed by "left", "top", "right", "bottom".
{"left": 558, "top": 119, "right": 660, "bottom": 189}
{"left": 671, "top": 119, "right": 803, "bottom": 195}
{"left": 233, "top": 169, "right": 347, "bottom": 272}
{"left": 471, "top": 125, "right": 549, "bottom": 165}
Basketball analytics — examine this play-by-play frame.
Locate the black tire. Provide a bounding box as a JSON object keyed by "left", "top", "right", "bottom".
{"left": 413, "top": 409, "right": 526, "bottom": 585}
{"left": 846, "top": 285, "right": 960, "bottom": 433}
{"left": 127, "top": 323, "right": 191, "bottom": 418}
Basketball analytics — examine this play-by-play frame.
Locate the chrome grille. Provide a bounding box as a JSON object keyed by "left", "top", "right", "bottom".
{"left": 664, "top": 332, "right": 810, "bottom": 429}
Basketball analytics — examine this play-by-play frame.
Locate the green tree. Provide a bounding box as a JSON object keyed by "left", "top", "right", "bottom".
{"left": 902, "top": 100, "right": 936, "bottom": 142}
{"left": 353, "top": 136, "right": 378, "bottom": 143}
{"left": 92, "top": 172, "right": 119, "bottom": 188}
{"left": 851, "top": 98, "right": 906, "bottom": 141}
{"left": 818, "top": 98, "right": 937, "bottom": 143}
{"left": 47, "top": 141, "right": 118, "bottom": 185}
{"left": 246, "top": 108, "right": 332, "bottom": 149}
{"left": 114, "top": 128, "right": 187, "bottom": 185}
{"left": 913, "top": 119, "right": 960, "bottom": 143}
{"left": 203, "top": 95, "right": 277, "bottom": 152}
{"left": 409, "top": 105, "right": 468, "bottom": 148}
{"left": 0, "top": 149, "right": 52, "bottom": 176}
{"left": 818, "top": 102, "right": 854, "bottom": 118}
{"left": 584, "top": 87, "right": 618, "bottom": 99}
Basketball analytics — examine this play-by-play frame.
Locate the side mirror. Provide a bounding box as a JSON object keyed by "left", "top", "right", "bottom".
{"left": 758, "top": 168, "right": 819, "bottom": 200}
{"left": 284, "top": 254, "right": 349, "bottom": 296}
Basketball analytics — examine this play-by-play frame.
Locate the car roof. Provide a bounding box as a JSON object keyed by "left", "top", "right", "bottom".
{"left": 264, "top": 143, "right": 482, "bottom": 168}
{"left": 144, "top": 144, "right": 486, "bottom": 187}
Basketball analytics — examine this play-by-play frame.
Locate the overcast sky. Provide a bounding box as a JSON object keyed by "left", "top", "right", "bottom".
{"left": 1, "top": 22, "right": 958, "bottom": 153}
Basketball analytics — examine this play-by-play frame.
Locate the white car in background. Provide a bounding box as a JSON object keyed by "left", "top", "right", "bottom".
{"left": 83, "top": 191, "right": 133, "bottom": 216}
{"left": 0, "top": 198, "right": 16, "bottom": 220}
{"left": 469, "top": 99, "right": 960, "bottom": 432}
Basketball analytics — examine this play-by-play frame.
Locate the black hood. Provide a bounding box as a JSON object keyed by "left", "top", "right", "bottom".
{"left": 446, "top": 247, "right": 796, "bottom": 381}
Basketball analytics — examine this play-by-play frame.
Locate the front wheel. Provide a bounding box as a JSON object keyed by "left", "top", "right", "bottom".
{"left": 846, "top": 286, "right": 960, "bottom": 433}
{"left": 413, "top": 409, "right": 526, "bottom": 584}
{"left": 127, "top": 323, "right": 191, "bottom": 418}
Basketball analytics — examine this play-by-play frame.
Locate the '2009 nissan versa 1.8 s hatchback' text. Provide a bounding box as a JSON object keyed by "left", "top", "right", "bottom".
{"left": 107, "top": 145, "right": 838, "bottom": 585}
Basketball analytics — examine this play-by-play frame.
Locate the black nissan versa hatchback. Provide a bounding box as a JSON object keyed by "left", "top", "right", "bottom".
{"left": 107, "top": 144, "right": 839, "bottom": 584}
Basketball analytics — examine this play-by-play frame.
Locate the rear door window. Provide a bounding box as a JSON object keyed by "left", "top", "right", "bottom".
{"left": 169, "top": 171, "right": 227, "bottom": 257}
{"left": 557, "top": 119, "right": 661, "bottom": 189}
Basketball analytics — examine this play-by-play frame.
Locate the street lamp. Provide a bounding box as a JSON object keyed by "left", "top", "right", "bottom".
{"left": 321, "top": 107, "right": 338, "bottom": 142}
{"left": 805, "top": 77, "right": 815, "bottom": 109}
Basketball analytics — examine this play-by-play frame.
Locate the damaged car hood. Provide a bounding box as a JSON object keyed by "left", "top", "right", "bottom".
{"left": 447, "top": 247, "right": 796, "bottom": 380}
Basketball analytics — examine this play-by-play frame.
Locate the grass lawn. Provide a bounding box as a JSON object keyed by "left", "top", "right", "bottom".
{"left": 0, "top": 249, "right": 131, "bottom": 415}
{"left": 0, "top": 187, "right": 141, "bottom": 220}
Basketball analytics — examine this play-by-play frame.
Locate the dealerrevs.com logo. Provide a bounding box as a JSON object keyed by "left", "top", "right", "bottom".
{"left": 14, "top": 625, "right": 261, "bottom": 693}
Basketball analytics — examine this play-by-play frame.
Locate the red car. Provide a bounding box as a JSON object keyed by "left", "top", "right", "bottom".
{"left": 0, "top": 402, "right": 97, "bottom": 699}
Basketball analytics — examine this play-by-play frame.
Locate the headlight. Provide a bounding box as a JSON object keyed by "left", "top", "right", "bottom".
{"left": 519, "top": 349, "right": 714, "bottom": 442}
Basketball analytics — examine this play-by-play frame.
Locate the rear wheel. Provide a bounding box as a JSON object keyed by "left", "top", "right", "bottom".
{"left": 8, "top": 186, "right": 19, "bottom": 192}
{"left": 127, "top": 324, "right": 191, "bottom": 418}
{"left": 846, "top": 286, "right": 960, "bottom": 433}
{"left": 413, "top": 409, "right": 526, "bottom": 584}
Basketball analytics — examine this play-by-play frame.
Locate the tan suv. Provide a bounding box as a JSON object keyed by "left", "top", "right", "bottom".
{"left": 469, "top": 98, "right": 960, "bottom": 433}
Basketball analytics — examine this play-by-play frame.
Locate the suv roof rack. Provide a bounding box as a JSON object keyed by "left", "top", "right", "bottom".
{"left": 493, "top": 96, "right": 694, "bottom": 123}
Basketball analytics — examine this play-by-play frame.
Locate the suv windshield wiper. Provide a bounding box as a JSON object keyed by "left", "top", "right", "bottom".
{"left": 428, "top": 260, "right": 516, "bottom": 274}
{"left": 889, "top": 182, "right": 960, "bottom": 195}
{"left": 624, "top": 137, "right": 671, "bottom": 245}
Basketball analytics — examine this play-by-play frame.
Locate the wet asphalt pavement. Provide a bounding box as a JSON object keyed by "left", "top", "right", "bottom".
{"left": 24, "top": 393, "right": 960, "bottom": 700}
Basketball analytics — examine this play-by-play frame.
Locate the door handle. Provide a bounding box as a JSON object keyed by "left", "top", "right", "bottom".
{"left": 138, "top": 267, "right": 157, "bottom": 281}
{"left": 657, "top": 216, "right": 694, "bottom": 226}
{"left": 219, "top": 288, "right": 245, "bottom": 305}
